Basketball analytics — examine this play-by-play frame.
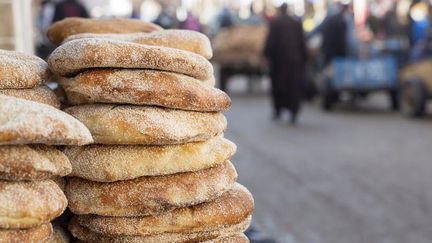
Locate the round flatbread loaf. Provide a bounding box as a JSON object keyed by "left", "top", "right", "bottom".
{"left": 0, "top": 50, "right": 49, "bottom": 89}
{"left": 0, "top": 145, "right": 71, "bottom": 181}
{"left": 66, "top": 160, "right": 237, "bottom": 216}
{"left": 47, "top": 17, "right": 162, "bottom": 46}
{"left": 75, "top": 234, "right": 249, "bottom": 243}
{"left": 0, "top": 95, "right": 93, "bottom": 145}
{"left": 70, "top": 218, "right": 250, "bottom": 243}
{"left": 48, "top": 38, "right": 213, "bottom": 80}
{"left": 64, "top": 136, "right": 236, "bottom": 182}
{"left": 0, "top": 223, "right": 53, "bottom": 243}
{"left": 59, "top": 69, "right": 229, "bottom": 111}
{"left": 65, "top": 104, "right": 226, "bottom": 145}
{"left": 75, "top": 183, "right": 253, "bottom": 236}
{"left": 63, "top": 29, "right": 212, "bottom": 59}
{"left": 0, "top": 180, "right": 67, "bottom": 229}
{"left": 0, "top": 86, "right": 60, "bottom": 108}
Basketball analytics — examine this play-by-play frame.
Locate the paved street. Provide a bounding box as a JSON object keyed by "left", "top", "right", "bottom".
{"left": 224, "top": 83, "right": 432, "bottom": 243}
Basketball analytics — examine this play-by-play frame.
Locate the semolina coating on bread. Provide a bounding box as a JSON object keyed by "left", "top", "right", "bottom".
{"left": 47, "top": 17, "right": 162, "bottom": 46}
{"left": 70, "top": 218, "right": 250, "bottom": 243}
{"left": 0, "top": 95, "right": 93, "bottom": 146}
{"left": 63, "top": 136, "right": 236, "bottom": 182}
{"left": 0, "top": 180, "right": 67, "bottom": 229}
{"left": 0, "top": 50, "right": 49, "bottom": 89}
{"left": 75, "top": 183, "right": 253, "bottom": 236}
{"left": 63, "top": 29, "right": 212, "bottom": 59}
{"left": 48, "top": 38, "right": 213, "bottom": 80}
{"left": 66, "top": 161, "right": 237, "bottom": 217}
{"left": 0, "top": 86, "right": 60, "bottom": 108}
{"left": 0, "top": 223, "right": 53, "bottom": 243}
{"left": 0, "top": 145, "right": 71, "bottom": 181}
{"left": 65, "top": 104, "right": 226, "bottom": 145}
{"left": 59, "top": 69, "right": 228, "bottom": 111}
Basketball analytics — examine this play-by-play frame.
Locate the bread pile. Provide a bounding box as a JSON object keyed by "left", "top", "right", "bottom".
{"left": 47, "top": 25, "right": 254, "bottom": 242}
{"left": 0, "top": 50, "right": 93, "bottom": 242}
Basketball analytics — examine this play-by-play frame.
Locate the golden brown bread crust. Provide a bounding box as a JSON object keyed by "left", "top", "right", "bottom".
{"left": 69, "top": 216, "right": 250, "bottom": 243}
{"left": 59, "top": 69, "right": 229, "bottom": 111}
{"left": 0, "top": 50, "right": 49, "bottom": 89}
{"left": 75, "top": 234, "right": 248, "bottom": 243}
{"left": 0, "top": 95, "right": 93, "bottom": 146}
{"left": 0, "top": 145, "right": 71, "bottom": 181}
{"left": 65, "top": 104, "right": 226, "bottom": 145}
{"left": 63, "top": 29, "right": 212, "bottom": 59}
{"left": 0, "top": 223, "right": 53, "bottom": 243}
{"left": 0, "top": 86, "right": 60, "bottom": 108}
{"left": 64, "top": 136, "right": 236, "bottom": 182}
{"left": 0, "top": 180, "right": 67, "bottom": 229}
{"left": 47, "top": 17, "right": 162, "bottom": 46}
{"left": 66, "top": 161, "right": 237, "bottom": 216}
{"left": 48, "top": 38, "right": 213, "bottom": 80}
{"left": 76, "top": 183, "right": 253, "bottom": 236}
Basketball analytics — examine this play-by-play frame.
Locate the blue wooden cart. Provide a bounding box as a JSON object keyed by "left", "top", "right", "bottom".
{"left": 321, "top": 56, "right": 399, "bottom": 110}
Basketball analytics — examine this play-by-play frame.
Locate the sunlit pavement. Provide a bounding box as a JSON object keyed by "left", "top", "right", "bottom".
{"left": 223, "top": 80, "right": 432, "bottom": 243}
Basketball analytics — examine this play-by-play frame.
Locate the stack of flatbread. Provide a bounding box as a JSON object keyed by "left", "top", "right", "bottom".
{"left": 0, "top": 50, "right": 93, "bottom": 243}
{"left": 48, "top": 23, "right": 254, "bottom": 243}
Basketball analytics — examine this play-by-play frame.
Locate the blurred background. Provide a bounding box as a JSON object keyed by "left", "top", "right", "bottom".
{"left": 2, "top": 0, "right": 432, "bottom": 242}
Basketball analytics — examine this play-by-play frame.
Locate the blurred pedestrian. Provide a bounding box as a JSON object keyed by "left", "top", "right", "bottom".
{"left": 36, "top": 0, "right": 56, "bottom": 59}
{"left": 180, "top": 11, "right": 201, "bottom": 32}
{"left": 218, "top": 7, "right": 234, "bottom": 29}
{"left": 242, "top": 4, "right": 265, "bottom": 26}
{"left": 321, "top": 4, "right": 348, "bottom": 65}
{"left": 154, "top": 7, "right": 178, "bottom": 29}
{"left": 264, "top": 3, "right": 307, "bottom": 124}
{"left": 52, "top": 0, "right": 88, "bottom": 23}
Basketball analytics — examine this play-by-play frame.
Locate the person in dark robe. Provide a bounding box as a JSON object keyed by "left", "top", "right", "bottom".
{"left": 321, "top": 5, "right": 348, "bottom": 65}
{"left": 52, "top": 0, "right": 89, "bottom": 23}
{"left": 264, "top": 3, "right": 307, "bottom": 124}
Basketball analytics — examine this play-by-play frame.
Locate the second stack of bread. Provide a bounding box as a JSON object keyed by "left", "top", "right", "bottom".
{"left": 48, "top": 28, "right": 254, "bottom": 242}
{"left": 0, "top": 50, "right": 93, "bottom": 243}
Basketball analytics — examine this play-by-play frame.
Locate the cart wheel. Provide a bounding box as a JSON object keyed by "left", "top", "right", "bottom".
{"left": 400, "top": 78, "right": 427, "bottom": 117}
{"left": 321, "top": 77, "right": 337, "bottom": 111}
{"left": 388, "top": 89, "right": 400, "bottom": 111}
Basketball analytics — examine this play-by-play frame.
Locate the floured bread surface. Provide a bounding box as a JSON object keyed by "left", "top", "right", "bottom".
{"left": 48, "top": 38, "right": 213, "bottom": 80}
{"left": 0, "top": 223, "right": 53, "bottom": 243}
{"left": 74, "top": 234, "right": 249, "bottom": 243}
{"left": 64, "top": 29, "right": 212, "bottom": 59}
{"left": 60, "top": 69, "right": 229, "bottom": 111}
{"left": 0, "top": 95, "right": 93, "bottom": 145}
{"left": 65, "top": 104, "right": 226, "bottom": 145}
{"left": 47, "top": 17, "right": 162, "bottom": 46}
{"left": 0, "top": 86, "right": 60, "bottom": 108}
{"left": 70, "top": 216, "right": 250, "bottom": 243}
{"left": 64, "top": 136, "right": 236, "bottom": 182}
{"left": 66, "top": 161, "right": 237, "bottom": 216}
{"left": 0, "top": 50, "right": 49, "bottom": 89}
{"left": 0, "top": 145, "right": 71, "bottom": 181}
{"left": 75, "top": 183, "right": 253, "bottom": 236}
{"left": 0, "top": 180, "right": 67, "bottom": 229}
